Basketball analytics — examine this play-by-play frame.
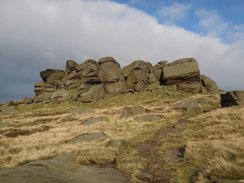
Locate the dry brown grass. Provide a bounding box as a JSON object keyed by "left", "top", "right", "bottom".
{"left": 1, "top": 91, "right": 242, "bottom": 183}
{"left": 173, "top": 106, "right": 244, "bottom": 182}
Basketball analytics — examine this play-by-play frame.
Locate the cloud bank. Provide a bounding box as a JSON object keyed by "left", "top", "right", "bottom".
{"left": 0, "top": 0, "right": 244, "bottom": 102}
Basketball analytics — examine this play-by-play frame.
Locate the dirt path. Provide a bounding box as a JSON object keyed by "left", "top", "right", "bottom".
{"left": 137, "top": 118, "right": 189, "bottom": 183}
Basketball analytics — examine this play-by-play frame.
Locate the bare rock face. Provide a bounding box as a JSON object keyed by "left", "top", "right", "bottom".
{"left": 221, "top": 91, "right": 244, "bottom": 107}
{"left": 0, "top": 153, "right": 131, "bottom": 183}
{"left": 98, "top": 57, "right": 127, "bottom": 96}
{"left": 76, "top": 59, "right": 100, "bottom": 84}
{"left": 66, "top": 60, "right": 78, "bottom": 74}
{"left": 201, "top": 75, "right": 218, "bottom": 94}
{"left": 33, "top": 56, "right": 219, "bottom": 104}
{"left": 123, "top": 60, "right": 154, "bottom": 92}
{"left": 163, "top": 58, "right": 201, "bottom": 93}
{"left": 153, "top": 61, "right": 168, "bottom": 84}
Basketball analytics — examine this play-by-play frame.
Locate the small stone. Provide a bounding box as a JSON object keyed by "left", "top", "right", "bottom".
{"left": 135, "top": 115, "right": 161, "bottom": 122}
{"left": 82, "top": 117, "right": 105, "bottom": 126}
{"left": 107, "top": 140, "right": 126, "bottom": 148}
{"left": 73, "top": 108, "right": 94, "bottom": 114}
{"left": 120, "top": 106, "right": 146, "bottom": 118}
{"left": 67, "top": 132, "right": 109, "bottom": 144}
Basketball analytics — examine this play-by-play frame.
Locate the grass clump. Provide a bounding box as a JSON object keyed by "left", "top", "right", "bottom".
{"left": 173, "top": 106, "right": 244, "bottom": 182}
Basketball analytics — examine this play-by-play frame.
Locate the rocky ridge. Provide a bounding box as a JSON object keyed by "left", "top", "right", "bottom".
{"left": 33, "top": 56, "right": 218, "bottom": 104}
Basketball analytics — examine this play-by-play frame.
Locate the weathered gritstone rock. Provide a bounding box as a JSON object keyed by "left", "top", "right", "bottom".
{"left": 82, "top": 117, "right": 106, "bottom": 126}
{"left": 201, "top": 75, "right": 219, "bottom": 94}
{"left": 33, "top": 56, "right": 218, "bottom": 104}
{"left": 135, "top": 115, "right": 162, "bottom": 122}
{"left": 120, "top": 106, "right": 146, "bottom": 118}
{"left": 163, "top": 58, "right": 202, "bottom": 93}
{"left": 172, "top": 100, "right": 203, "bottom": 116}
{"left": 123, "top": 60, "right": 153, "bottom": 92}
{"left": 98, "top": 57, "right": 127, "bottom": 96}
{"left": 67, "top": 132, "right": 109, "bottom": 144}
{"left": 221, "top": 90, "right": 244, "bottom": 107}
{"left": 0, "top": 153, "right": 131, "bottom": 183}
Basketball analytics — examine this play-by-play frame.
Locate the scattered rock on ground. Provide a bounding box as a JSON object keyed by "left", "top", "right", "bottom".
{"left": 120, "top": 106, "right": 146, "bottom": 118}
{"left": 107, "top": 139, "right": 126, "bottom": 148}
{"left": 172, "top": 100, "right": 203, "bottom": 115}
{"left": 67, "top": 132, "right": 109, "bottom": 144}
{"left": 221, "top": 90, "right": 244, "bottom": 107}
{"left": 82, "top": 117, "right": 105, "bottom": 126}
{"left": 0, "top": 153, "right": 131, "bottom": 183}
{"left": 135, "top": 115, "right": 162, "bottom": 122}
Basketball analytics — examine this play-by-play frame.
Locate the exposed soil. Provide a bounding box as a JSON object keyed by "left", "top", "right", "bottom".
{"left": 137, "top": 118, "right": 189, "bottom": 183}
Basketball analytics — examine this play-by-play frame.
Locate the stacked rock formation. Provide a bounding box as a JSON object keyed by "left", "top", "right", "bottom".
{"left": 34, "top": 57, "right": 219, "bottom": 103}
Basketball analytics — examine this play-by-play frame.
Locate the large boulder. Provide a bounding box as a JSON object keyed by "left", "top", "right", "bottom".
{"left": 153, "top": 61, "right": 167, "bottom": 84}
{"left": 51, "top": 89, "right": 72, "bottom": 102}
{"left": 76, "top": 59, "right": 100, "bottom": 84}
{"left": 35, "top": 69, "right": 65, "bottom": 96}
{"left": 163, "top": 58, "right": 201, "bottom": 93}
{"left": 123, "top": 60, "right": 153, "bottom": 92}
{"left": 172, "top": 100, "right": 203, "bottom": 115}
{"left": 66, "top": 60, "right": 78, "bottom": 74}
{"left": 40, "top": 69, "right": 64, "bottom": 82}
{"left": 78, "top": 84, "right": 104, "bottom": 103}
{"left": 201, "top": 75, "right": 218, "bottom": 94}
{"left": 221, "top": 91, "right": 244, "bottom": 107}
{"left": 33, "top": 92, "right": 52, "bottom": 103}
{"left": 98, "top": 57, "right": 127, "bottom": 96}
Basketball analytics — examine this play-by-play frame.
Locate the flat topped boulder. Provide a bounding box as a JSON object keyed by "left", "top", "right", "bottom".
{"left": 163, "top": 58, "right": 201, "bottom": 93}
{"left": 221, "top": 91, "right": 244, "bottom": 107}
{"left": 0, "top": 153, "right": 131, "bottom": 183}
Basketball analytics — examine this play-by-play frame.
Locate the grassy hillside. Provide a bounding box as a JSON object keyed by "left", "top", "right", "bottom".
{"left": 0, "top": 90, "right": 243, "bottom": 182}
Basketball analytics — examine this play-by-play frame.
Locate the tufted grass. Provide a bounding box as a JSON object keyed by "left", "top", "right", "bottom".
{"left": 0, "top": 90, "right": 243, "bottom": 182}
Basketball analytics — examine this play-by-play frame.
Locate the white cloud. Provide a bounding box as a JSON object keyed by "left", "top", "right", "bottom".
{"left": 158, "top": 2, "right": 191, "bottom": 21}
{"left": 195, "top": 9, "right": 244, "bottom": 43}
{"left": 0, "top": 0, "right": 244, "bottom": 102}
{"left": 195, "top": 9, "right": 229, "bottom": 37}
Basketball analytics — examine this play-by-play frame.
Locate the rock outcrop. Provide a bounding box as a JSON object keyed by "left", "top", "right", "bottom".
{"left": 33, "top": 56, "right": 218, "bottom": 103}
{"left": 221, "top": 91, "right": 244, "bottom": 107}
{"left": 0, "top": 153, "right": 131, "bottom": 183}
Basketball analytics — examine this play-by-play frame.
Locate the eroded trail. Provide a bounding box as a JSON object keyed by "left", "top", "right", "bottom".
{"left": 137, "top": 118, "right": 189, "bottom": 183}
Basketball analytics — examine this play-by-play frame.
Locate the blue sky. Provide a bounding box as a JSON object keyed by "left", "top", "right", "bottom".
{"left": 114, "top": 0, "right": 244, "bottom": 43}
{"left": 0, "top": 0, "right": 244, "bottom": 103}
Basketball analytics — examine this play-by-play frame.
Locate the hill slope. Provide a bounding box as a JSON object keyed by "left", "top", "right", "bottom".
{"left": 0, "top": 90, "right": 243, "bottom": 183}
